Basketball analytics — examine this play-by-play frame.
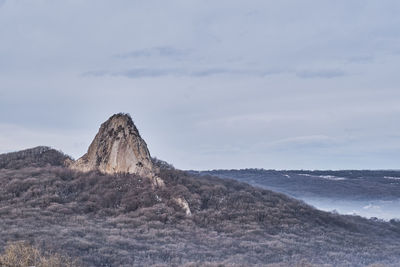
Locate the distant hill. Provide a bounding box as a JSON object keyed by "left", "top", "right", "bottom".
{"left": 191, "top": 169, "right": 400, "bottom": 200}
{"left": 192, "top": 169, "right": 400, "bottom": 220}
{"left": 0, "top": 146, "right": 70, "bottom": 169}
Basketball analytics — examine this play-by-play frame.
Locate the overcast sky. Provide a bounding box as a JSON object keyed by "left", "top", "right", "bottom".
{"left": 1, "top": 0, "right": 400, "bottom": 170}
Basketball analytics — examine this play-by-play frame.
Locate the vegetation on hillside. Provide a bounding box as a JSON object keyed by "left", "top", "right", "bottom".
{"left": 0, "top": 241, "right": 77, "bottom": 267}
{"left": 0, "top": 147, "right": 70, "bottom": 170}
{"left": 0, "top": 151, "right": 399, "bottom": 266}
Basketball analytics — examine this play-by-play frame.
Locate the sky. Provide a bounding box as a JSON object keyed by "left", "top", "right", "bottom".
{"left": 1, "top": 0, "right": 400, "bottom": 170}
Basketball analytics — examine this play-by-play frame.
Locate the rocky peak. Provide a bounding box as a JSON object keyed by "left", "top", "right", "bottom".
{"left": 70, "top": 113, "right": 163, "bottom": 186}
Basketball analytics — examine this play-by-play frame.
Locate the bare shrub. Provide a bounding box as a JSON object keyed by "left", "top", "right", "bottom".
{"left": 0, "top": 241, "right": 78, "bottom": 267}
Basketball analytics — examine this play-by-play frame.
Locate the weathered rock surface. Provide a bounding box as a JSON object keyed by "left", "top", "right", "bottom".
{"left": 70, "top": 113, "right": 163, "bottom": 186}
{"left": 173, "top": 197, "right": 192, "bottom": 216}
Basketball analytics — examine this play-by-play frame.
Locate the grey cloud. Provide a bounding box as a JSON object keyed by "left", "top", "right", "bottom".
{"left": 82, "top": 68, "right": 181, "bottom": 78}
{"left": 115, "top": 46, "right": 189, "bottom": 59}
{"left": 346, "top": 56, "right": 374, "bottom": 64}
{"left": 296, "top": 69, "right": 347, "bottom": 79}
{"left": 84, "top": 66, "right": 348, "bottom": 80}
{"left": 119, "top": 68, "right": 182, "bottom": 78}
{"left": 190, "top": 68, "right": 278, "bottom": 77}
{"left": 81, "top": 70, "right": 109, "bottom": 77}
{"left": 82, "top": 68, "right": 282, "bottom": 78}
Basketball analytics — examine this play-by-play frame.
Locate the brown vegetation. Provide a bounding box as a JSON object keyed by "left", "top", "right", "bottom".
{"left": 0, "top": 241, "right": 77, "bottom": 267}
{"left": 0, "top": 152, "right": 399, "bottom": 266}
{"left": 0, "top": 147, "right": 69, "bottom": 170}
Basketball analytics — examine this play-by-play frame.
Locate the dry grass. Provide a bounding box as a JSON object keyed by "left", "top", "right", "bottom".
{"left": 0, "top": 242, "right": 78, "bottom": 267}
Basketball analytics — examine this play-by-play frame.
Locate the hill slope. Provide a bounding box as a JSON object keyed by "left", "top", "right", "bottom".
{"left": 0, "top": 163, "right": 400, "bottom": 266}
{"left": 0, "top": 146, "right": 70, "bottom": 169}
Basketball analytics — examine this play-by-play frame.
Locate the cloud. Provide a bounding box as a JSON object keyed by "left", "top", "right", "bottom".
{"left": 82, "top": 68, "right": 282, "bottom": 78}
{"left": 296, "top": 69, "right": 347, "bottom": 79}
{"left": 115, "top": 46, "right": 189, "bottom": 59}
{"left": 346, "top": 56, "right": 374, "bottom": 64}
{"left": 81, "top": 70, "right": 109, "bottom": 77}
{"left": 84, "top": 66, "right": 348, "bottom": 80}
{"left": 190, "top": 68, "right": 278, "bottom": 77}
{"left": 120, "top": 68, "right": 181, "bottom": 78}
{"left": 82, "top": 68, "right": 180, "bottom": 78}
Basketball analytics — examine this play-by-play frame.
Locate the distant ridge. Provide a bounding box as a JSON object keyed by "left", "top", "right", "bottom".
{"left": 0, "top": 146, "right": 69, "bottom": 169}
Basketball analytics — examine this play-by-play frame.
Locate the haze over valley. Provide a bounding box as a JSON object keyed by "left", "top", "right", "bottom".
{"left": 193, "top": 169, "right": 400, "bottom": 220}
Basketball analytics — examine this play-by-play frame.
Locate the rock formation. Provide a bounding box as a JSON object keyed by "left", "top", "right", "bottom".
{"left": 70, "top": 113, "right": 163, "bottom": 186}
{"left": 173, "top": 197, "right": 192, "bottom": 216}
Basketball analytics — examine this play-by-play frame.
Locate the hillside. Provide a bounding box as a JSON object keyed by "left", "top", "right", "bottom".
{"left": 1, "top": 163, "right": 400, "bottom": 266}
{"left": 0, "top": 146, "right": 70, "bottom": 169}
{"left": 1, "top": 114, "right": 400, "bottom": 266}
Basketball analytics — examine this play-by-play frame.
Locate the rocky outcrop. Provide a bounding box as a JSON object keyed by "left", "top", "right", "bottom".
{"left": 70, "top": 113, "right": 163, "bottom": 186}
{"left": 173, "top": 197, "right": 192, "bottom": 216}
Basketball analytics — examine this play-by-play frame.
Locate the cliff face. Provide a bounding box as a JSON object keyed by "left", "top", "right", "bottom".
{"left": 70, "top": 114, "right": 161, "bottom": 184}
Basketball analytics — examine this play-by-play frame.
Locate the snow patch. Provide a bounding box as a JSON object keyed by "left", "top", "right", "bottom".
{"left": 298, "top": 174, "right": 346, "bottom": 181}
{"left": 384, "top": 176, "right": 400, "bottom": 180}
